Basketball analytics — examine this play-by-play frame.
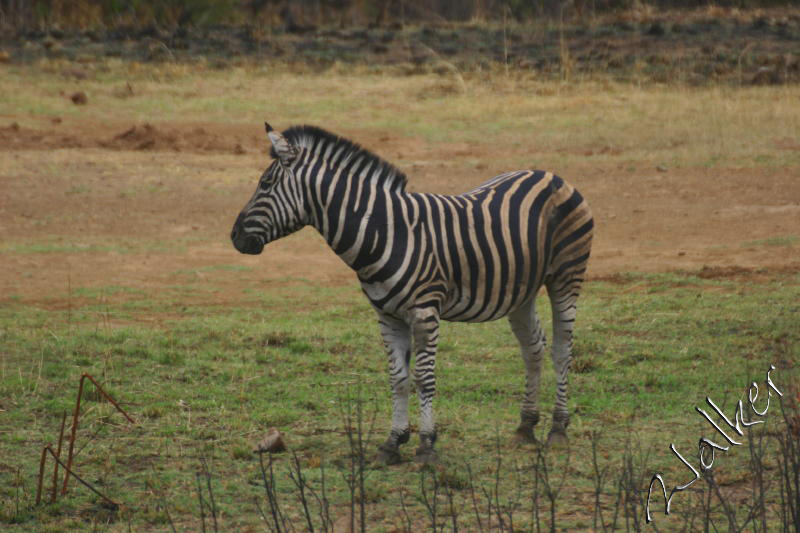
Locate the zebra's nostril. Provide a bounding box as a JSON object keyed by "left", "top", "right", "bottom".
{"left": 231, "top": 226, "right": 238, "bottom": 241}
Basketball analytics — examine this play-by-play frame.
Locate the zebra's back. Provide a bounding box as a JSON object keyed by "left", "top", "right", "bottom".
{"left": 422, "top": 170, "right": 593, "bottom": 323}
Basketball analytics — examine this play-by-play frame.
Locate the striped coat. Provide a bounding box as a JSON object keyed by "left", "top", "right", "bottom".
{"left": 231, "top": 124, "right": 593, "bottom": 463}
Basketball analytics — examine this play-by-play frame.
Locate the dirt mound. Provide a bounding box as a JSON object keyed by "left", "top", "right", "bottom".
{"left": 182, "top": 126, "right": 247, "bottom": 154}
{"left": 695, "top": 265, "right": 800, "bottom": 281}
{"left": 0, "top": 121, "right": 249, "bottom": 154}
{"left": 101, "top": 123, "right": 181, "bottom": 151}
{"left": 593, "top": 265, "right": 800, "bottom": 285}
{"left": 0, "top": 122, "right": 83, "bottom": 150}
{"left": 101, "top": 123, "right": 247, "bottom": 154}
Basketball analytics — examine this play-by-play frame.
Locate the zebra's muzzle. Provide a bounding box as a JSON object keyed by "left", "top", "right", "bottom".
{"left": 231, "top": 224, "right": 264, "bottom": 255}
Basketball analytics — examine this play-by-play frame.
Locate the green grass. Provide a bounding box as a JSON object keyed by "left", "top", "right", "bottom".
{"left": 170, "top": 264, "right": 253, "bottom": 276}
{"left": 1, "top": 272, "right": 797, "bottom": 530}
{"left": 742, "top": 235, "right": 799, "bottom": 248}
{"left": 0, "top": 241, "right": 181, "bottom": 255}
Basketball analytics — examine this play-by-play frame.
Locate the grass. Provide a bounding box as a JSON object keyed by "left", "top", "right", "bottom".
{"left": 2, "top": 61, "right": 800, "bottom": 170}
{"left": 0, "top": 241, "right": 180, "bottom": 255}
{"left": 0, "top": 271, "right": 797, "bottom": 530}
{"left": 742, "top": 235, "right": 799, "bottom": 248}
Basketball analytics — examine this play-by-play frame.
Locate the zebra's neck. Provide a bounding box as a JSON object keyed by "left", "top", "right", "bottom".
{"left": 281, "top": 125, "right": 410, "bottom": 278}
{"left": 306, "top": 162, "right": 410, "bottom": 278}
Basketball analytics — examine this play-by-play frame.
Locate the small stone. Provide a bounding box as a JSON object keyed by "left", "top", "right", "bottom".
{"left": 43, "top": 36, "right": 58, "bottom": 50}
{"left": 253, "top": 428, "right": 287, "bottom": 454}
{"left": 70, "top": 91, "right": 88, "bottom": 105}
{"left": 517, "top": 58, "right": 534, "bottom": 69}
{"left": 751, "top": 66, "right": 781, "bottom": 86}
{"left": 656, "top": 165, "right": 668, "bottom": 172}
{"left": 647, "top": 22, "right": 666, "bottom": 36}
{"left": 0, "top": 50, "right": 10, "bottom": 63}
{"left": 63, "top": 68, "right": 88, "bottom": 80}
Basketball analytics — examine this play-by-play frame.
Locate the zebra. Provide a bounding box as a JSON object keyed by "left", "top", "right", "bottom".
{"left": 231, "top": 123, "right": 593, "bottom": 464}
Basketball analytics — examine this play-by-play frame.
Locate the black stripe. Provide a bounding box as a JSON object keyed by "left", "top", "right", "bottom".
{"left": 551, "top": 219, "right": 593, "bottom": 260}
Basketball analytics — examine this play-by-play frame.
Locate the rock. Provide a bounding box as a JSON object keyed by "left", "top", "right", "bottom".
{"left": 43, "top": 36, "right": 58, "bottom": 50}
{"left": 70, "top": 91, "right": 88, "bottom": 105}
{"left": 751, "top": 66, "right": 781, "bottom": 85}
{"left": 517, "top": 58, "right": 535, "bottom": 69}
{"left": 647, "top": 22, "right": 666, "bottom": 36}
{"left": 656, "top": 165, "right": 668, "bottom": 172}
{"left": 62, "top": 68, "right": 88, "bottom": 80}
{"left": 253, "top": 428, "right": 287, "bottom": 454}
{"left": 752, "top": 17, "right": 773, "bottom": 29}
{"left": 0, "top": 50, "right": 10, "bottom": 63}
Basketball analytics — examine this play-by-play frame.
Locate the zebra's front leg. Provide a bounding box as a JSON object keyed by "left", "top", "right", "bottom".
{"left": 411, "top": 308, "right": 440, "bottom": 464}
{"left": 375, "top": 313, "right": 412, "bottom": 465}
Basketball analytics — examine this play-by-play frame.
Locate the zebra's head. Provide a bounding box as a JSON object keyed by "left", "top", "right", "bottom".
{"left": 231, "top": 123, "right": 308, "bottom": 255}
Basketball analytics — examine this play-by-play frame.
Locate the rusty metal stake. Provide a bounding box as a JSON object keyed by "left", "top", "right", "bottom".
{"left": 81, "top": 373, "right": 136, "bottom": 424}
{"left": 61, "top": 373, "right": 135, "bottom": 496}
{"left": 43, "top": 445, "right": 118, "bottom": 508}
{"left": 35, "top": 445, "right": 49, "bottom": 505}
{"left": 50, "top": 410, "right": 67, "bottom": 503}
{"left": 61, "top": 374, "right": 86, "bottom": 497}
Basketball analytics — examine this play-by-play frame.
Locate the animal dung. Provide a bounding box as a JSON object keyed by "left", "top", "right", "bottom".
{"left": 253, "top": 428, "right": 287, "bottom": 454}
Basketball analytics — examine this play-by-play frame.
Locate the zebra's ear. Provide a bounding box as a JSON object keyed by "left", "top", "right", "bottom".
{"left": 265, "top": 123, "right": 299, "bottom": 166}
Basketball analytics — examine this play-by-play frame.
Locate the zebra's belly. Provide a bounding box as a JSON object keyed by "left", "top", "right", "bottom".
{"left": 439, "top": 281, "right": 540, "bottom": 323}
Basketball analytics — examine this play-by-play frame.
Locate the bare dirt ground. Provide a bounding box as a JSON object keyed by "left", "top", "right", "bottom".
{"left": 2, "top": 116, "right": 798, "bottom": 308}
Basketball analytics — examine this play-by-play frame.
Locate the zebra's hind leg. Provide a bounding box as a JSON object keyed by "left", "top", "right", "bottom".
{"left": 545, "top": 273, "right": 584, "bottom": 447}
{"left": 410, "top": 307, "right": 440, "bottom": 464}
{"left": 375, "top": 313, "right": 412, "bottom": 465}
{"left": 508, "top": 301, "right": 546, "bottom": 445}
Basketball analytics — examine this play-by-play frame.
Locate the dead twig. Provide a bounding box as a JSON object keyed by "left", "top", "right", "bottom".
{"left": 50, "top": 410, "right": 67, "bottom": 503}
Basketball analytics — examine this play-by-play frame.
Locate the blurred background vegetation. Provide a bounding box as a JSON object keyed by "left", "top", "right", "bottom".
{"left": 1, "top": 0, "right": 797, "bottom": 32}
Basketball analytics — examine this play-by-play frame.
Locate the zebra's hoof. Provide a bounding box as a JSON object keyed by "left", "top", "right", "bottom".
{"left": 514, "top": 425, "right": 539, "bottom": 445}
{"left": 375, "top": 444, "right": 403, "bottom": 466}
{"left": 546, "top": 429, "right": 569, "bottom": 448}
{"left": 414, "top": 446, "right": 438, "bottom": 465}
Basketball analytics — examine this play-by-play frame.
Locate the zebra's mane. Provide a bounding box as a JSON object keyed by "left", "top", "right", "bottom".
{"left": 278, "top": 125, "right": 408, "bottom": 192}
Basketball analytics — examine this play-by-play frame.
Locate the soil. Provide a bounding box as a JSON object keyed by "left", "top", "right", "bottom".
{"left": 0, "top": 121, "right": 253, "bottom": 155}
{"left": 1, "top": 117, "right": 798, "bottom": 308}
{"left": 2, "top": 8, "right": 800, "bottom": 85}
